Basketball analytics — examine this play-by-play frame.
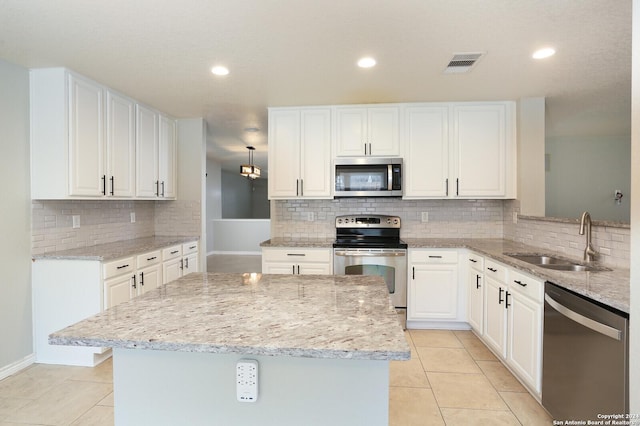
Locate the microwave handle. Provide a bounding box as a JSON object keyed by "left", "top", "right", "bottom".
{"left": 388, "top": 164, "right": 393, "bottom": 190}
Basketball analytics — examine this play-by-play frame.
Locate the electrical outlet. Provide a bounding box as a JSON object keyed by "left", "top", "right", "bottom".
{"left": 307, "top": 212, "right": 315, "bottom": 222}
{"left": 236, "top": 359, "right": 258, "bottom": 402}
{"left": 130, "top": 212, "right": 136, "bottom": 223}
{"left": 72, "top": 215, "right": 80, "bottom": 229}
{"left": 421, "top": 212, "right": 429, "bottom": 223}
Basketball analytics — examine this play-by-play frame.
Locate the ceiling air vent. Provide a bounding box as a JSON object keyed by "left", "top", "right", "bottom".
{"left": 444, "top": 52, "right": 484, "bottom": 74}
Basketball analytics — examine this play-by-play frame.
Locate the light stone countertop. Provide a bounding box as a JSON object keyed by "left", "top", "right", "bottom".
{"left": 32, "top": 236, "right": 200, "bottom": 262}
{"left": 260, "top": 238, "right": 335, "bottom": 248}
{"left": 404, "top": 238, "right": 630, "bottom": 314}
{"left": 50, "top": 272, "right": 411, "bottom": 361}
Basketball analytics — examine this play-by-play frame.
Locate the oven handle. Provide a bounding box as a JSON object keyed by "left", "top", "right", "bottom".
{"left": 334, "top": 250, "right": 406, "bottom": 257}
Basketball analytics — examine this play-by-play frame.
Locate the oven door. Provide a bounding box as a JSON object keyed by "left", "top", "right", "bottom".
{"left": 333, "top": 248, "right": 407, "bottom": 309}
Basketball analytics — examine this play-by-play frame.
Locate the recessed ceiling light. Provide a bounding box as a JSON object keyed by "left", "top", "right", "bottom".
{"left": 211, "top": 66, "right": 230, "bottom": 76}
{"left": 532, "top": 47, "right": 556, "bottom": 59}
{"left": 357, "top": 57, "right": 376, "bottom": 68}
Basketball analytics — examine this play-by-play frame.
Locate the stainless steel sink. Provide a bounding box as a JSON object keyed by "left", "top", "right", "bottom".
{"left": 505, "top": 253, "right": 611, "bottom": 272}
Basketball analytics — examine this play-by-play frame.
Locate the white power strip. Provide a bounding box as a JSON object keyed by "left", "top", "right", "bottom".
{"left": 236, "top": 359, "right": 259, "bottom": 402}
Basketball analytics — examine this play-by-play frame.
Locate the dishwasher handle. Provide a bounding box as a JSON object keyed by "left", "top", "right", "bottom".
{"left": 544, "top": 293, "right": 623, "bottom": 341}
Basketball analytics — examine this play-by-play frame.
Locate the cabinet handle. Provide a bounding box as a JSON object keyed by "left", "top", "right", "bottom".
{"left": 364, "top": 143, "right": 367, "bottom": 155}
{"left": 140, "top": 271, "right": 144, "bottom": 286}
{"left": 161, "top": 181, "right": 165, "bottom": 197}
{"left": 469, "top": 258, "right": 477, "bottom": 263}
{"left": 369, "top": 143, "right": 372, "bottom": 155}
{"left": 110, "top": 176, "right": 114, "bottom": 196}
{"left": 101, "top": 175, "right": 106, "bottom": 195}
{"left": 180, "top": 259, "right": 184, "bottom": 270}
{"left": 117, "top": 264, "right": 130, "bottom": 270}
{"left": 476, "top": 275, "right": 481, "bottom": 289}
{"left": 428, "top": 255, "right": 442, "bottom": 259}
{"left": 189, "top": 245, "right": 196, "bottom": 250}
{"left": 146, "top": 256, "right": 157, "bottom": 261}
{"left": 445, "top": 178, "right": 449, "bottom": 196}
{"left": 297, "top": 265, "right": 300, "bottom": 274}
{"left": 514, "top": 279, "right": 527, "bottom": 287}
{"left": 185, "top": 257, "right": 189, "bottom": 268}
{"left": 300, "top": 179, "right": 303, "bottom": 197}
{"left": 132, "top": 275, "right": 137, "bottom": 289}
{"left": 171, "top": 250, "right": 179, "bottom": 255}
{"left": 498, "top": 287, "right": 504, "bottom": 304}
{"left": 292, "top": 265, "right": 295, "bottom": 274}
{"left": 505, "top": 291, "right": 511, "bottom": 308}
{"left": 155, "top": 180, "right": 160, "bottom": 196}
{"left": 287, "top": 253, "right": 306, "bottom": 257}
{"left": 412, "top": 266, "right": 415, "bottom": 280}
{"left": 296, "top": 179, "right": 299, "bottom": 196}
{"left": 487, "top": 267, "right": 497, "bottom": 272}
{"left": 456, "top": 178, "right": 459, "bottom": 196}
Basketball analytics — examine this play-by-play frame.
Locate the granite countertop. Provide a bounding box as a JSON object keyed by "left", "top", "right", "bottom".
{"left": 33, "top": 236, "right": 200, "bottom": 262}
{"left": 404, "top": 238, "right": 630, "bottom": 314}
{"left": 50, "top": 273, "right": 411, "bottom": 361}
{"left": 260, "top": 238, "right": 335, "bottom": 248}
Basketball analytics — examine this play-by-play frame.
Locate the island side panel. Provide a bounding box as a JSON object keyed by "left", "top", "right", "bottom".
{"left": 113, "top": 348, "right": 389, "bottom": 426}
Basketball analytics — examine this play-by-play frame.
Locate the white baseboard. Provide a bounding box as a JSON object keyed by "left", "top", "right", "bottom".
{"left": 0, "top": 353, "right": 36, "bottom": 380}
{"left": 207, "top": 251, "right": 262, "bottom": 256}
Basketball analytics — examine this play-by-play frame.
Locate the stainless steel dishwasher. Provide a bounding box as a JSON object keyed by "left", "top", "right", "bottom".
{"left": 542, "top": 282, "right": 629, "bottom": 420}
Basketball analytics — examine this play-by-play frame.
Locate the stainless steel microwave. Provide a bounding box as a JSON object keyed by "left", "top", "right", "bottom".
{"left": 334, "top": 158, "right": 402, "bottom": 197}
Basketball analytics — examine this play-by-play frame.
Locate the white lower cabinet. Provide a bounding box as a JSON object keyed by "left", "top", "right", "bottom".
{"left": 466, "top": 252, "right": 484, "bottom": 335}
{"left": 261, "top": 247, "right": 333, "bottom": 275}
{"left": 407, "top": 249, "right": 466, "bottom": 329}
{"left": 476, "top": 255, "right": 543, "bottom": 396}
{"left": 32, "top": 240, "right": 199, "bottom": 366}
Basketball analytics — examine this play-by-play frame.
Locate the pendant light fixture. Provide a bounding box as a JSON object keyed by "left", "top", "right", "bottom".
{"left": 240, "top": 146, "right": 261, "bottom": 179}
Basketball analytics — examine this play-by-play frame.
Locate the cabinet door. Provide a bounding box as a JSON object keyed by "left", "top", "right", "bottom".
{"left": 484, "top": 277, "right": 507, "bottom": 358}
{"left": 408, "top": 264, "right": 458, "bottom": 320}
{"left": 367, "top": 107, "right": 399, "bottom": 156}
{"left": 300, "top": 108, "right": 332, "bottom": 198}
{"left": 298, "top": 262, "right": 332, "bottom": 275}
{"left": 138, "top": 264, "right": 162, "bottom": 295}
{"left": 467, "top": 269, "right": 484, "bottom": 334}
{"left": 268, "top": 109, "right": 301, "bottom": 198}
{"left": 136, "top": 104, "right": 159, "bottom": 197}
{"left": 183, "top": 253, "right": 199, "bottom": 275}
{"left": 163, "top": 257, "right": 183, "bottom": 284}
{"left": 507, "top": 291, "right": 542, "bottom": 393}
{"left": 106, "top": 90, "right": 135, "bottom": 197}
{"left": 334, "top": 107, "right": 367, "bottom": 156}
{"left": 68, "top": 73, "right": 104, "bottom": 196}
{"left": 453, "top": 104, "right": 506, "bottom": 197}
{"left": 104, "top": 274, "right": 134, "bottom": 309}
{"left": 262, "top": 262, "right": 297, "bottom": 274}
{"left": 403, "top": 106, "right": 449, "bottom": 197}
{"left": 159, "top": 115, "right": 177, "bottom": 199}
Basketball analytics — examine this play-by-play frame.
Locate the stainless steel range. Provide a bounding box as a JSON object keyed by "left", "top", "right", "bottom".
{"left": 333, "top": 215, "right": 407, "bottom": 310}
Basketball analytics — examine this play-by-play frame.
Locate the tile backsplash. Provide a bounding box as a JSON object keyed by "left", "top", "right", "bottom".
{"left": 31, "top": 199, "right": 200, "bottom": 255}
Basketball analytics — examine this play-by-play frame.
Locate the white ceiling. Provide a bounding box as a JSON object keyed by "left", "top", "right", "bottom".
{"left": 0, "top": 0, "right": 631, "bottom": 176}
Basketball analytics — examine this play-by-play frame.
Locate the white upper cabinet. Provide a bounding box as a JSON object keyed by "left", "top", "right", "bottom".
{"left": 268, "top": 107, "right": 332, "bottom": 199}
{"left": 135, "top": 107, "right": 176, "bottom": 199}
{"left": 106, "top": 90, "right": 136, "bottom": 197}
{"left": 403, "top": 101, "right": 516, "bottom": 199}
{"left": 403, "top": 105, "right": 450, "bottom": 198}
{"left": 30, "top": 67, "right": 175, "bottom": 200}
{"left": 452, "top": 103, "right": 512, "bottom": 198}
{"left": 334, "top": 106, "right": 399, "bottom": 157}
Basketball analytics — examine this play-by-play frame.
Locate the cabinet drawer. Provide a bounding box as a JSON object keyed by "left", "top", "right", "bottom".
{"left": 466, "top": 252, "right": 484, "bottom": 271}
{"left": 410, "top": 250, "right": 458, "bottom": 264}
{"left": 485, "top": 259, "right": 507, "bottom": 283}
{"left": 137, "top": 250, "right": 161, "bottom": 268}
{"left": 103, "top": 256, "right": 135, "bottom": 279}
{"left": 509, "top": 269, "right": 543, "bottom": 302}
{"left": 162, "top": 245, "right": 182, "bottom": 261}
{"left": 182, "top": 241, "right": 199, "bottom": 256}
{"left": 263, "top": 248, "right": 332, "bottom": 263}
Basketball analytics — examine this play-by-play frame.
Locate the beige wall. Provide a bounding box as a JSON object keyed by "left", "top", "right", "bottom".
{"left": 0, "top": 58, "right": 32, "bottom": 372}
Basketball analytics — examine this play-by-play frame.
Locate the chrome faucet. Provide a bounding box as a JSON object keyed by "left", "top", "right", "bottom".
{"left": 579, "top": 211, "right": 599, "bottom": 262}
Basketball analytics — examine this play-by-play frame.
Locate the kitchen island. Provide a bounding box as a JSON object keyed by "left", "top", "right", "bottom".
{"left": 50, "top": 273, "right": 410, "bottom": 425}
